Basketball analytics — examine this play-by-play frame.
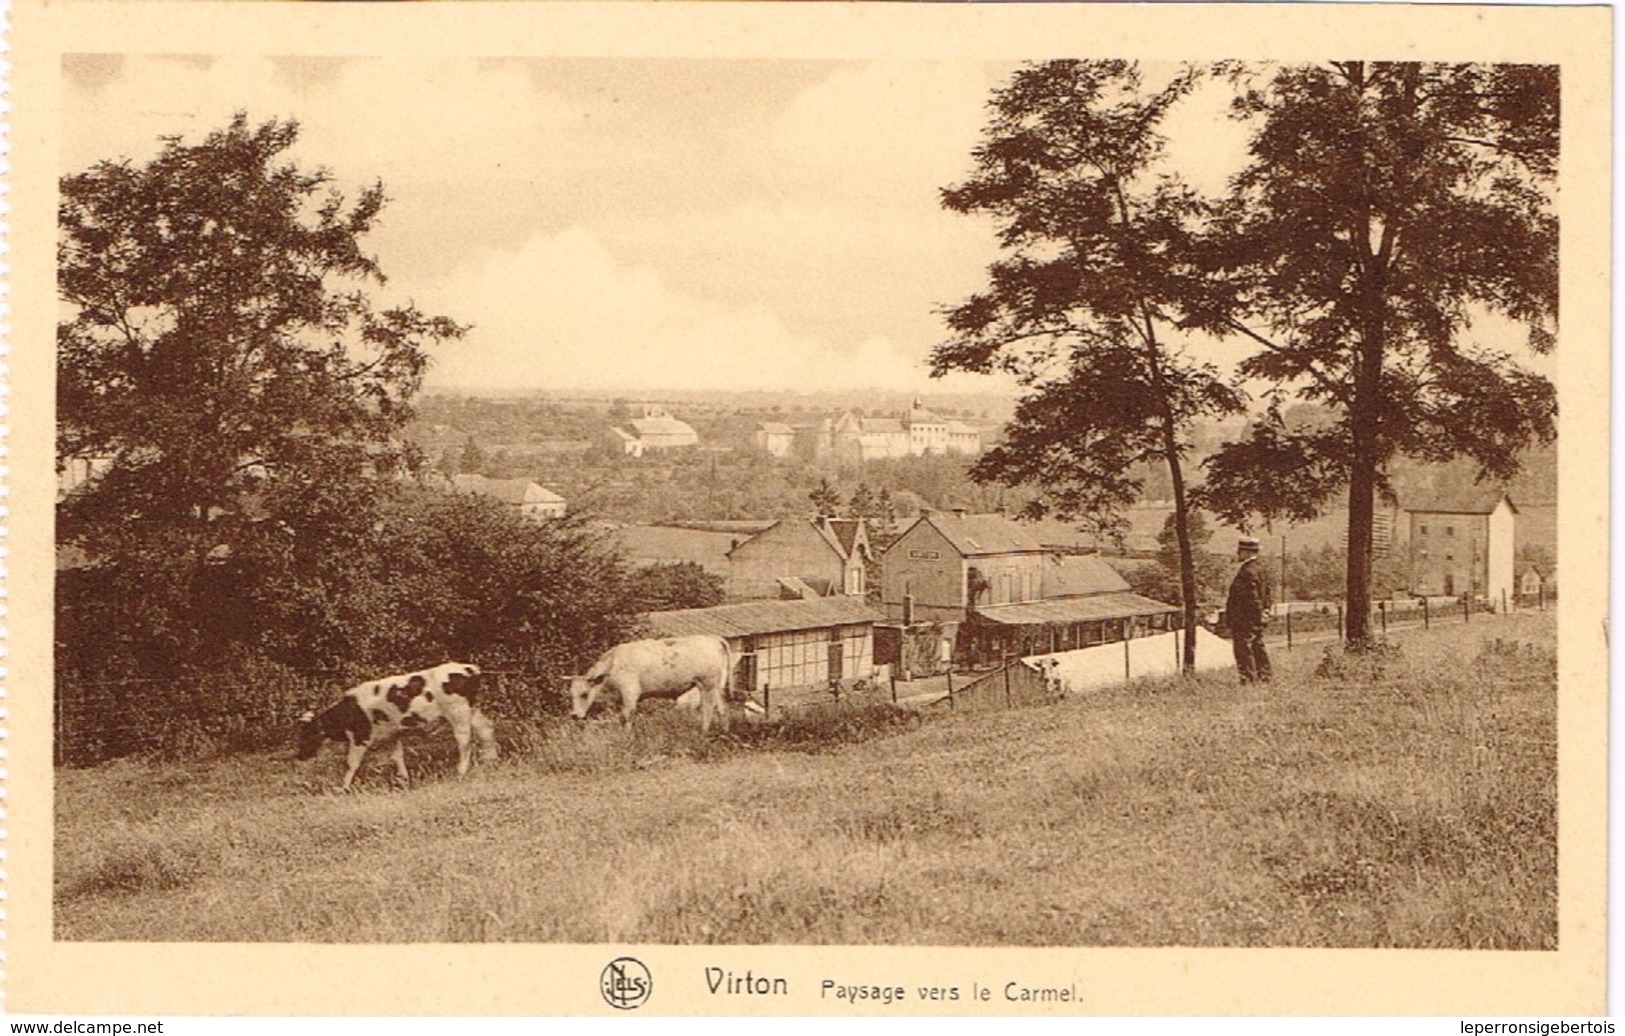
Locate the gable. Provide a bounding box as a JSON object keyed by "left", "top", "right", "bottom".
{"left": 729, "top": 518, "right": 844, "bottom": 563}
{"left": 888, "top": 516, "right": 960, "bottom": 561}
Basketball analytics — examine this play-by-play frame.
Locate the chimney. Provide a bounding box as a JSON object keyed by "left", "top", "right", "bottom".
{"left": 952, "top": 507, "right": 967, "bottom": 518}
{"left": 903, "top": 593, "right": 915, "bottom": 626}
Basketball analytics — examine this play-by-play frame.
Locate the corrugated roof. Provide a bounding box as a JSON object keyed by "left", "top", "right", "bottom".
{"left": 646, "top": 596, "right": 885, "bottom": 639}
{"left": 919, "top": 512, "right": 1046, "bottom": 556}
{"left": 1045, "top": 555, "right": 1131, "bottom": 597}
{"left": 1404, "top": 488, "right": 1516, "bottom": 515}
{"left": 971, "top": 592, "right": 1179, "bottom": 626}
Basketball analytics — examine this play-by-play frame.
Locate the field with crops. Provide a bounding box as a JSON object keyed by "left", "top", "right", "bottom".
{"left": 55, "top": 612, "right": 1556, "bottom": 947}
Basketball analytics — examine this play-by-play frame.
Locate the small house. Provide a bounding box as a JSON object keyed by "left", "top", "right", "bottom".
{"left": 451, "top": 474, "right": 566, "bottom": 521}
{"left": 752, "top": 422, "right": 795, "bottom": 458}
{"left": 1518, "top": 565, "right": 1547, "bottom": 600}
{"left": 646, "top": 596, "right": 885, "bottom": 695}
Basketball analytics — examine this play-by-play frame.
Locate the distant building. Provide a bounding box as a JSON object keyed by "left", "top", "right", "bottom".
{"left": 727, "top": 516, "right": 872, "bottom": 600}
{"left": 905, "top": 400, "right": 950, "bottom": 455}
{"left": 832, "top": 412, "right": 907, "bottom": 463}
{"left": 945, "top": 420, "right": 982, "bottom": 456}
{"left": 880, "top": 510, "right": 1178, "bottom": 666}
{"left": 612, "top": 404, "right": 698, "bottom": 451}
{"left": 790, "top": 418, "right": 835, "bottom": 462}
{"left": 452, "top": 474, "right": 566, "bottom": 521}
{"left": 606, "top": 426, "right": 645, "bottom": 458}
{"left": 1405, "top": 489, "right": 1517, "bottom": 605}
{"left": 1518, "top": 565, "right": 1547, "bottom": 600}
{"left": 827, "top": 400, "right": 982, "bottom": 464}
{"left": 753, "top": 422, "right": 795, "bottom": 458}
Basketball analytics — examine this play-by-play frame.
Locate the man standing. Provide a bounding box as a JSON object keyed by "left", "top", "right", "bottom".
{"left": 1225, "top": 536, "right": 1272, "bottom": 684}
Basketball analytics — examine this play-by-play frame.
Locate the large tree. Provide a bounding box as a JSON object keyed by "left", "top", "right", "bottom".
{"left": 57, "top": 114, "right": 466, "bottom": 672}
{"left": 934, "top": 60, "right": 1243, "bottom": 672}
{"left": 1194, "top": 63, "right": 1558, "bottom": 646}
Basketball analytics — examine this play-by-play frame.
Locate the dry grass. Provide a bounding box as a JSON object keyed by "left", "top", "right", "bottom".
{"left": 55, "top": 613, "right": 1556, "bottom": 947}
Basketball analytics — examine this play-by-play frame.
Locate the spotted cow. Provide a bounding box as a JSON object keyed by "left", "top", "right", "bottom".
{"left": 298, "top": 662, "right": 497, "bottom": 790}
{"left": 568, "top": 635, "right": 732, "bottom": 732}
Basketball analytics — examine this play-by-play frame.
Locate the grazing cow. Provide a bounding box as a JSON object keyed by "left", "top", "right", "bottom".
{"left": 298, "top": 662, "right": 497, "bottom": 791}
{"left": 569, "top": 635, "right": 732, "bottom": 732}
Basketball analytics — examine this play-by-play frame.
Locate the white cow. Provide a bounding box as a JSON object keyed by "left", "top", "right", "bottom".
{"left": 298, "top": 662, "right": 498, "bottom": 790}
{"left": 568, "top": 635, "right": 732, "bottom": 732}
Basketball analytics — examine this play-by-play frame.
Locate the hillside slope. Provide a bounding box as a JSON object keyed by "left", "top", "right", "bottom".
{"left": 56, "top": 614, "right": 1555, "bottom": 947}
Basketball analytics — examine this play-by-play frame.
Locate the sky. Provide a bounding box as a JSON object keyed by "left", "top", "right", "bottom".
{"left": 62, "top": 55, "right": 1059, "bottom": 396}
{"left": 59, "top": 55, "right": 1546, "bottom": 399}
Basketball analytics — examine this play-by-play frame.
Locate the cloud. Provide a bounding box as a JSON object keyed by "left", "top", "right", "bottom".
{"left": 62, "top": 56, "right": 606, "bottom": 187}
{"left": 417, "top": 227, "right": 999, "bottom": 394}
{"left": 61, "top": 56, "right": 1019, "bottom": 396}
{"left": 771, "top": 61, "right": 1002, "bottom": 203}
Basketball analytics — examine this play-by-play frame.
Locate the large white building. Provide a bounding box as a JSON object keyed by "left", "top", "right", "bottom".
{"left": 825, "top": 400, "right": 982, "bottom": 463}
{"left": 1405, "top": 489, "right": 1517, "bottom": 607}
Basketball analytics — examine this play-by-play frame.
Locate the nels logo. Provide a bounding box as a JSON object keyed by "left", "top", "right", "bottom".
{"left": 600, "top": 956, "right": 653, "bottom": 1010}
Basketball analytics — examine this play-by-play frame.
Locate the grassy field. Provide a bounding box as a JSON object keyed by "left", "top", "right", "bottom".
{"left": 54, "top": 612, "right": 1556, "bottom": 947}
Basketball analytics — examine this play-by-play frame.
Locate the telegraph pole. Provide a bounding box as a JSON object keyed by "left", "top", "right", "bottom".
{"left": 1281, "top": 535, "right": 1288, "bottom": 610}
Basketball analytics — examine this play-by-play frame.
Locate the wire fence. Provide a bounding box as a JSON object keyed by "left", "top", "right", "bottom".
{"left": 1267, "top": 589, "right": 1555, "bottom": 648}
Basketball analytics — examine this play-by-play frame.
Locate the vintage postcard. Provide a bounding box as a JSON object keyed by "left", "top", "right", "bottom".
{"left": 5, "top": 0, "right": 1612, "bottom": 1019}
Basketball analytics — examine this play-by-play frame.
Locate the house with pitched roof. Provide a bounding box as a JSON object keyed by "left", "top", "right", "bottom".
{"left": 880, "top": 510, "right": 1178, "bottom": 665}
{"left": 752, "top": 421, "right": 795, "bottom": 458}
{"left": 726, "top": 516, "right": 871, "bottom": 600}
{"left": 611, "top": 404, "right": 698, "bottom": 452}
{"left": 451, "top": 474, "right": 567, "bottom": 521}
{"left": 1405, "top": 488, "right": 1517, "bottom": 606}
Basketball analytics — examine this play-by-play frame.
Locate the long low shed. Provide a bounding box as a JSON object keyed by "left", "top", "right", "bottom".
{"left": 645, "top": 596, "right": 886, "bottom": 694}
{"left": 958, "top": 591, "right": 1183, "bottom": 666}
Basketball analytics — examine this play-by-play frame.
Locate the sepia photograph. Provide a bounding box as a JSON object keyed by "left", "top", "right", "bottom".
{"left": 7, "top": 0, "right": 1611, "bottom": 1019}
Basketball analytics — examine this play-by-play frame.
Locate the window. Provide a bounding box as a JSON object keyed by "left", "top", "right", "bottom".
{"left": 1446, "top": 525, "right": 1455, "bottom": 537}
{"left": 1420, "top": 524, "right": 1429, "bottom": 536}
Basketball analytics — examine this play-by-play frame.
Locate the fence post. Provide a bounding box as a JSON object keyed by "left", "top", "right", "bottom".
{"left": 1423, "top": 597, "right": 1430, "bottom": 629}
{"left": 1463, "top": 597, "right": 1470, "bottom": 623}
{"left": 1379, "top": 600, "right": 1387, "bottom": 634}
{"left": 1539, "top": 584, "right": 1545, "bottom": 611}
{"left": 890, "top": 667, "right": 897, "bottom": 705}
{"left": 1502, "top": 588, "right": 1509, "bottom": 615}
{"left": 764, "top": 682, "right": 771, "bottom": 718}
{"left": 946, "top": 669, "right": 955, "bottom": 711}
{"left": 1336, "top": 603, "right": 1344, "bottom": 642}
{"left": 1003, "top": 657, "right": 1013, "bottom": 709}
{"left": 1286, "top": 607, "right": 1293, "bottom": 649}
{"left": 1124, "top": 635, "right": 1131, "bottom": 685}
